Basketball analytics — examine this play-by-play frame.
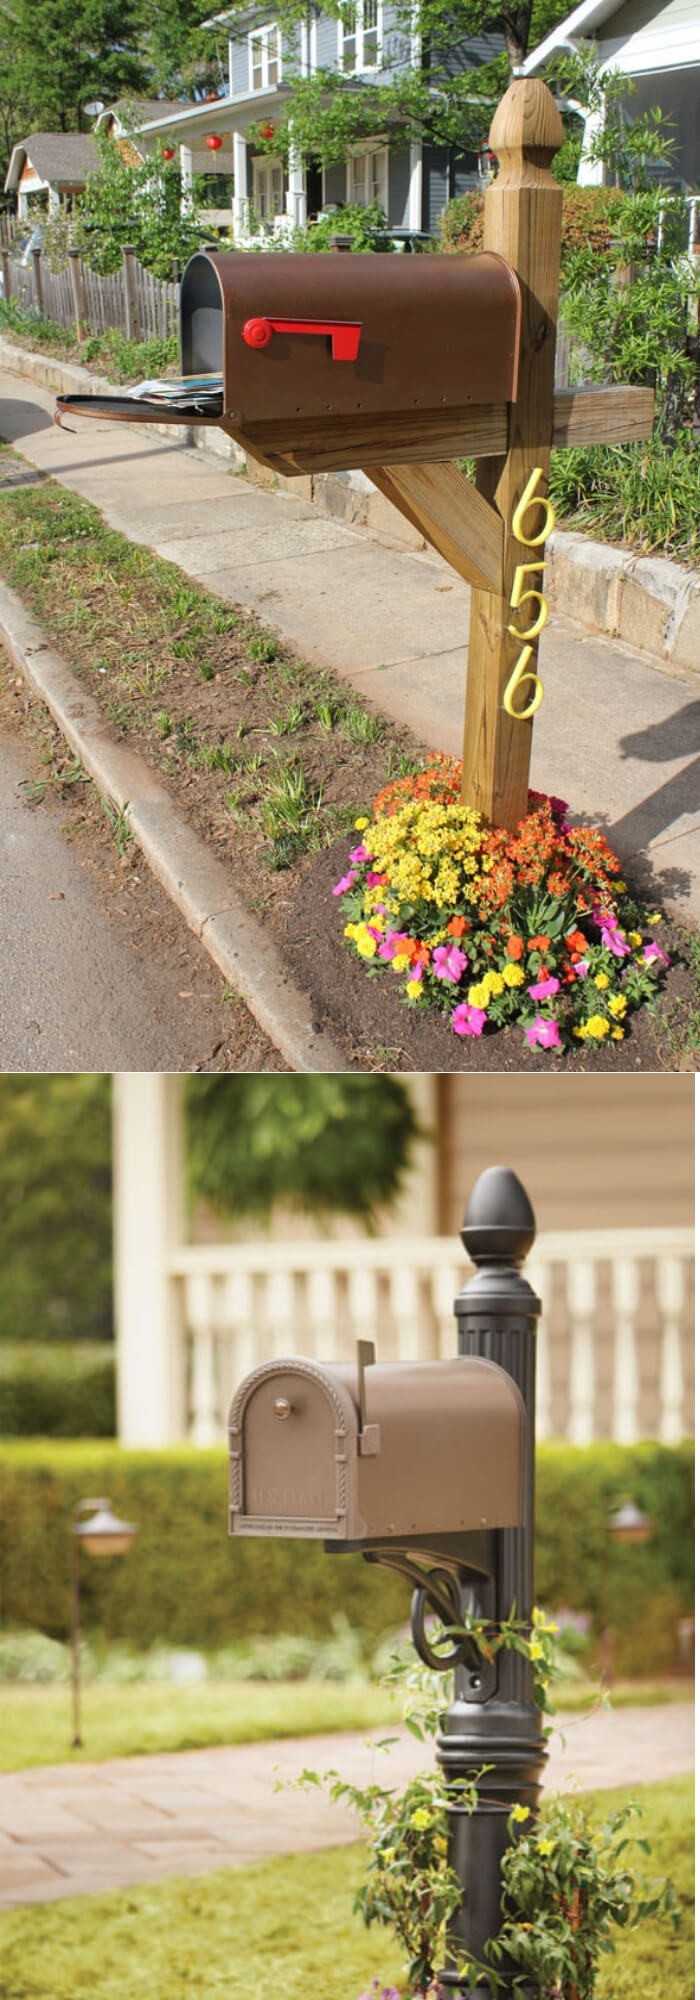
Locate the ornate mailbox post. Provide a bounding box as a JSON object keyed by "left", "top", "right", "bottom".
{"left": 227, "top": 1164, "right": 544, "bottom": 1995}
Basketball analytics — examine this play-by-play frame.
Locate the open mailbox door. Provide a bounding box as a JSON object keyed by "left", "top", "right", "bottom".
{"left": 55, "top": 250, "right": 522, "bottom": 471}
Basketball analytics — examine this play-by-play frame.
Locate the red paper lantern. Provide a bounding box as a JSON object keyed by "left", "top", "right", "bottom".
{"left": 161, "top": 145, "right": 175, "bottom": 161}
{"left": 261, "top": 121, "right": 275, "bottom": 140}
{"left": 206, "top": 133, "right": 223, "bottom": 152}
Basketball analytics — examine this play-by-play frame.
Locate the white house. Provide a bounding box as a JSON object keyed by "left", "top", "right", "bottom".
{"left": 522, "top": 0, "right": 700, "bottom": 192}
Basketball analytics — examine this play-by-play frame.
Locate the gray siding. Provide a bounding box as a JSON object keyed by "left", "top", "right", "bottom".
{"left": 230, "top": 36, "right": 250, "bottom": 95}
{"left": 422, "top": 142, "right": 480, "bottom": 234}
{"left": 313, "top": 10, "right": 339, "bottom": 67}
{"left": 388, "top": 146, "right": 411, "bottom": 225}
{"left": 431, "top": 29, "right": 502, "bottom": 76}
{"left": 323, "top": 159, "right": 346, "bottom": 204}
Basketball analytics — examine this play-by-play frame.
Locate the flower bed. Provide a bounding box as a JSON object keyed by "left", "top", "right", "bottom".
{"left": 334, "top": 758, "right": 669, "bottom": 1056}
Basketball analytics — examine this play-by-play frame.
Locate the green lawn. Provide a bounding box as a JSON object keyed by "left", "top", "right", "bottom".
{"left": 0, "top": 1778, "right": 692, "bottom": 2000}
{"left": 0, "top": 1677, "right": 690, "bottom": 1773}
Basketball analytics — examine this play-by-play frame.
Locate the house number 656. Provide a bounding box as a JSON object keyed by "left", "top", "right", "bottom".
{"left": 503, "top": 468, "right": 556, "bottom": 722}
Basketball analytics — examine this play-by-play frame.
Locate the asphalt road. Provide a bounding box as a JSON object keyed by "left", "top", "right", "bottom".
{"left": 0, "top": 721, "right": 283, "bottom": 1072}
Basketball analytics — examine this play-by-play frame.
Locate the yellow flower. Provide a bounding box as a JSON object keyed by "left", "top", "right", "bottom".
{"left": 594, "top": 973, "right": 609, "bottom": 990}
{"left": 648, "top": 913, "right": 661, "bottom": 924}
{"left": 406, "top": 980, "right": 423, "bottom": 1001}
{"left": 510, "top": 1805, "right": 529, "bottom": 1824}
{"left": 529, "top": 1640, "right": 544, "bottom": 1661}
{"left": 503, "top": 963, "right": 525, "bottom": 988}
{"left": 411, "top": 1808, "right": 432, "bottom": 1830}
{"left": 573, "top": 1024, "right": 587, "bottom": 1039}
{"left": 612, "top": 879, "right": 626, "bottom": 891}
{"left": 392, "top": 952, "right": 411, "bottom": 973}
{"left": 538, "top": 1839, "right": 554, "bottom": 1857}
{"left": 628, "top": 931, "right": 642, "bottom": 948}
{"left": 483, "top": 970, "right": 504, "bottom": 997}
{"left": 468, "top": 982, "right": 489, "bottom": 1009}
{"left": 354, "top": 816, "right": 369, "bottom": 831}
{"left": 611, "top": 1026, "right": 625, "bottom": 1040}
{"left": 356, "top": 933, "right": 377, "bottom": 960}
{"left": 584, "top": 1014, "right": 610, "bottom": 1039}
{"left": 608, "top": 995, "right": 627, "bottom": 1019}
{"left": 434, "top": 1836, "right": 448, "bottom": 1855}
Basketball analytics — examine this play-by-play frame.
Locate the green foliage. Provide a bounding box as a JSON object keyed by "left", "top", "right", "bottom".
{"left": 560, "top": 192, "right": 698, "bottom": 432}
{"left": 494, "top": 1794, "right": 679, "bottom": 1999}
{"left": 0, "top": 1077, "right": 113, "bottom": 1345}
{"left": 0, "top": 1443, "right": 692, "bottom": 1660}
{"left": 1, "top": 0, "right": 145, "bottom": 147}
{"left": 549, "top": 433, "right": 700, "bottom": 565}
{"left": 78, "top": 127, "right": 211, "bottom": 279}
{"left": 186, "top": 1077, "right": 420, "bottom": 1220}
{"left": 439, "top": 184, "right": 634, "bottom": 255}
{"left": 81, "top": 327, "right": 179, "bottom": 381}
{"left": 0, "top": 1344, "right": 115, "bottom": 1437}
{"left": 548, "top": 50, "right": 680, "bottom": 193}
{"left": 291, "top": 202, "right": 394, "bottom": 253}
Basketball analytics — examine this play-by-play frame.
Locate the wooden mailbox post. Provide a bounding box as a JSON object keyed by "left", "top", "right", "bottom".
{"left": 56, "top": 76, "right": 653, "bottom": 834}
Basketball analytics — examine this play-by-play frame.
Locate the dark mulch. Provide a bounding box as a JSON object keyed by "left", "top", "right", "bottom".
{"left": 280, "top": 837, "right": 699, "bottom": 1073}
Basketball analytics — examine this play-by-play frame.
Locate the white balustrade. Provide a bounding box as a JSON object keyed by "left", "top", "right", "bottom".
{"left": 167, "top": 1228, "right": 693, "bottom": 1447}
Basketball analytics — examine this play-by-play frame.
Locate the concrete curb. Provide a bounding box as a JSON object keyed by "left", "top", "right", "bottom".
{"left": 3, "top": 334, "right": 697, "bottom": 671}
{"left": 0, "top": 579, "right": 350, "bottom": 1073}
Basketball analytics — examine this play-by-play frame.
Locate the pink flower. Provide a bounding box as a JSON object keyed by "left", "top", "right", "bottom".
{"left": 596, "top": 912, "right": 630, "bottom": 957}
{"left": 452, "top": 1002, "right": 487, "bottom": 1037}
{"left": 525, "top": 1014, "right": 562, "bottom": 1051}
{"left": 433, "top": 943, "right": 468, "bottom": 983}
{"left": 348, "top": 844, "right": 368, "bottom": 864}
{"left": 528, "top": 975, "right": 560, "bottom": 1000}
{"left": 378, "top": 929, "right": 410, "bottom": 962}
{"left": 642, "top": 942, "right": 669, "bottom": 968}
{"left": 573, "top": 959, "right": 589, "bottom": 977}
{"left": 365, "top": 872, "right": 385, "bottom": 888}
{"left": 333, "top": 869, "right": 357, "bottom": 896}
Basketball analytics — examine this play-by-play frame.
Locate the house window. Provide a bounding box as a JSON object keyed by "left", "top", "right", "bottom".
{"left": 339, "top": 0, "right": 381, "bottom": 74}
{"left": 347, "top": 144, "right": 388, "bottom": 211}
{"left": 252, "top": 155, "right": 284, "bottom": 220}
{"left": 249, "top": 23, "right": 281, "bottom": 91}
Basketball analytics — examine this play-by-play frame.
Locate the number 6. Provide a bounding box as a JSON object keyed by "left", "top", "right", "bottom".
{"left": 512, "top": 467, "right": 556, "bottom": 547}
{"left": 503, "top": 645, "right": 544, "bottom": 720}
{"left": 508, "top": 562, "right": 549, "bottom": 642}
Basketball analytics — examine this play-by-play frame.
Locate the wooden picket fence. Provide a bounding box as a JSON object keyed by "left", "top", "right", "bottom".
{"left": 0, "top": 243, "right": 180, "bottom": 343}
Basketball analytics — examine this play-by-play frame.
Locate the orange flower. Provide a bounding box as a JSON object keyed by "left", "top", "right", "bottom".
{"left": 528, "top": 934, "right": 551, "bottom": 952}
{"left": 506, "top": 935, "right": 523, "bottom": 959}
{"left": 447, "top": 915, "right": 468, "bottom": 938}
{"left": 566, "top": 930, "right": 588, "bottom": 954}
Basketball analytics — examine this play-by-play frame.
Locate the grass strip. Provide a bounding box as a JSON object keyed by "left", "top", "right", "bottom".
{"left": 0, "top": 1778, "right": 692, "bottom": 1999}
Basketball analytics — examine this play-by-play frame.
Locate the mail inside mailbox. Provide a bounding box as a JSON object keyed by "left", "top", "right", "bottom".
{"left": 181, "top": 249, "right": 522, "bottom": 426}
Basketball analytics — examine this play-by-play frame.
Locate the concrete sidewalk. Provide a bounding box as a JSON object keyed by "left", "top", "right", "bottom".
{"left": 0, "top": 1702, "right": 693, "bottom": 1907}
{"left": 1, "top": 371, "right": 698, "bottom": 921}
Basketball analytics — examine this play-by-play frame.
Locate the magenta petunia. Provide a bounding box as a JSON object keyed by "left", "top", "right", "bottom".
{"left": 378, "top": 929, "right": 410, "bottom": 962}
{"left": 573, "top": 959, "right": 589, "bottom": 977}
{"left": 433, "top": 943, "right": 468, "bottom": 983}
{"left": 642, "top": 942, "right": 669, "bottom": 968}
{"left": 525, "top": 1014, "right": 562, "bottom": 1051}
{"left": 596, "top": 911, "right": 630, "bottom": 957}
{"left": 348, "top": 844, "right": 369, "bottom": 864}
{"left": 452, "top": 1002, "right": 487, "bottom": 1037}
{"left": 528, "top": 974, "right": 560, "bottom": 1000}
{"left": 333, "top": 869, "right": 357, "bottom": 896}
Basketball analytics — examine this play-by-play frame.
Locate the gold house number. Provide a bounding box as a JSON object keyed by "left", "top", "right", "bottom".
{"left": 503, "top": 467, "right": 556, "bottom": 721}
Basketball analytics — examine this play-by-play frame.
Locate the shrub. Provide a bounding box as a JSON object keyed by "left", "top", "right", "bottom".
{"left": 0, "top": 1345, "right": 116, "bottom": 1438}
{"left": 439, "top": 185, "right": 631, "bottom": 257}
{"left": 0, "top": 1441, "right": 692, "bottom": 1666}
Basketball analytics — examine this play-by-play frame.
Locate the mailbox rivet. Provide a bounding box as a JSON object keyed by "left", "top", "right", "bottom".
{"left": 273, "top": 1396, "right": 292, "bottom": 1420}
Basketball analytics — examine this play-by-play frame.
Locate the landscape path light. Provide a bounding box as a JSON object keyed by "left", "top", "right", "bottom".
{"left": 70, "top": 1498, "right": 137, "bottom": 1748}
{"left": 601, "top": 1499, "right": 654, "bottom": 1687}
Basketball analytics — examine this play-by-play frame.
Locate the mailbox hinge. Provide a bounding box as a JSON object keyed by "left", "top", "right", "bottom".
{"left": 357, "top": 1339, "right": 381, "bottom": 1456}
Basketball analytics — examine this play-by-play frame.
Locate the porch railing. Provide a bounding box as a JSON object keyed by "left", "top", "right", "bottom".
{"left": 167, "top": 1227, "right": 694, "bottom": 1449}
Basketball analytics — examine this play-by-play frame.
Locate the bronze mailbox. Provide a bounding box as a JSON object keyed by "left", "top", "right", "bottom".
{"left": 55, "top": 249, "right": 521, "bottom": 472}
{"left": 228, "top": 1352, "right": 526, "bottom": 1542}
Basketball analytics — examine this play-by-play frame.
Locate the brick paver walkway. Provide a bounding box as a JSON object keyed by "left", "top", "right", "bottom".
{"left": 0, "top": 1702, "right": 692, "bottom": 1908}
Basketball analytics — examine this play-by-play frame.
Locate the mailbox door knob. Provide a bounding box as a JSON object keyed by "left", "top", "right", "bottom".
{"left": 242, "top": 317, "right": 362, "bottom": 361}
{"left": 273, "top": 1396, "right": 292, "bottom": 1420}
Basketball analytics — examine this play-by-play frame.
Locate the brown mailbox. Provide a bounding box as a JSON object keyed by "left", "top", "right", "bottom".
{"left": 55, "top": 250, "right": 521, "bottom": 473}
{"left": 228, "top": 1352, "right": 526, "bottom": 1542}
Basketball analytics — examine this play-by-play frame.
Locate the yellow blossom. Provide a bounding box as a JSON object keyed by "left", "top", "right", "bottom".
{"left": 503, "top": 963, "right": 525, "bottom": 988}
{"left": 628, "top": 931, "right": 642, "bottom": 948}
{"left": 356, "top": 932, "right": 377, "bottom": 960}
{"left": 510, "top": 1805, "right": 529, "bottom": 1824}
{"left": 611, "top": 1026, "right": 624, "bottom": 1040}
{"left": 354, "top": 816, "right": 369, "bottom": 830}
{"left": 583, "top": 1014, "right": 610, "bottom": 1039}
{"left": 411, "top": 1808, "right": 432, "bottom": 1830}
{"left": 594, "top": 973, "right": 609, "bottom": 990}
{"left": 648, "top": 913, "right": 661, "bottom": 924}
{"left": 608, "top": 995, "right": 627, "bottom": 1019}
{"left": 406, "top": 980, "right": 423, "bottom": 1000}
{"left": 468, "top": 982, "right": 489, "bottom": 1009}
{"left": 538, "top": 1839, "right": 554, "bottom": 1857}
{"left": 529, "top": 1640, "right": 544, "bottom": 1661}
{"left": 392, "top": 952, "right": 411, "bottom": 973}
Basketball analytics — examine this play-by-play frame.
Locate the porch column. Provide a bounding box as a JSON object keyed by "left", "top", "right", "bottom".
{"left": 286, "top": 131, "right": 307, "bottom": 228}
{"left": 388, "top": 1075, "right": 440, "bottom": 1235}
{"left": 179, "top": 143, "right": 193, "bottom": 216}
{"left": 578, "top": 105, "right": 606, "bottom": 185}
{"left": 233, "top": 129, "right": 249, "bottom": 236}
{"left": 113, "top": 1074, "right": 187, "bottom": 1446}
{"left": 408, "top": 141, "right": 422, "bottom": 230}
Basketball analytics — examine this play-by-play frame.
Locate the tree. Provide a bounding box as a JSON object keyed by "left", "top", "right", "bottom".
{"left": 243, "top": 0, "right": 573, "bottom": 177}
{"left": 0, "top": 1076, "right": 113, "bottom": 1344}
{"left": 1, "top": 0, "right": 147, "bottom": 136}
{"left": 139, "top": 0, "right": 224, "bottom": 100}
{"left": 78, "top": 124, "right": 209, "bottom": 276}
{"left": 186, "top": 1077, "right": 421, "bottom": 1221}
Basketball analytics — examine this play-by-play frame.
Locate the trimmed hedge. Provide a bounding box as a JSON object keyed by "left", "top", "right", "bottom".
{"left": 439, "top": 185, "right": 631, "bottom": 258}
{"left": 0, "top": 1441, "right": 692, "bottom": 1668}
{"left": 0, "top": 1345, "right": 116, "bottom": 1438}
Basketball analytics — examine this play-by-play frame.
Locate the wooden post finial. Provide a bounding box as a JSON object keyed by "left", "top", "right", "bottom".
{"left": 488, "top": 76, "right": 564, "bottom": 183}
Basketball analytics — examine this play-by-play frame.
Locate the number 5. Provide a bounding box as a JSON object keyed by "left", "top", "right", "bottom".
{"left": 503, "top": 645, "right": 544, "bottom": 720}
{"left": 508, "top": 562, "right": 549, "bottom": 642}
